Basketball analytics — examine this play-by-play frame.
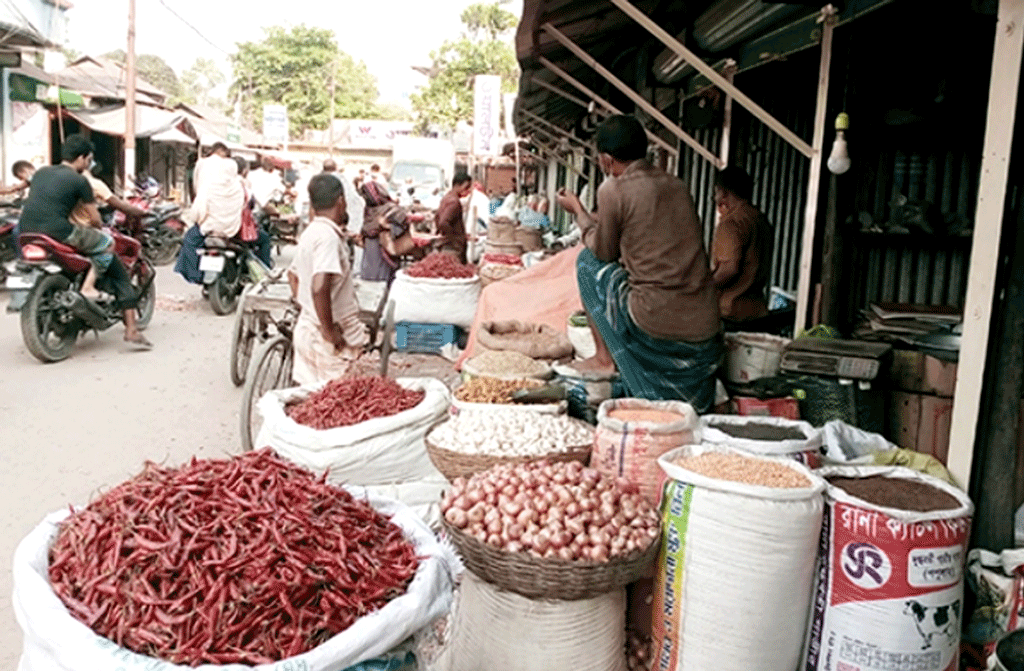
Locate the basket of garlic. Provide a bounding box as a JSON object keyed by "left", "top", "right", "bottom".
{"left": 440, "top": 460, "right": 661, "bottom": 600}
{"left": 425, "top": 410, "right": 594, "bottom": 480}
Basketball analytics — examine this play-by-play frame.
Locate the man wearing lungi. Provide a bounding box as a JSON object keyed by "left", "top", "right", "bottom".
{"left": 557, "top": 115, "right": 722, "bottom": 411}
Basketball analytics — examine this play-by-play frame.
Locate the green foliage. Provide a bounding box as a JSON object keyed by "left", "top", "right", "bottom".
{"left": 180, "top": 57, "right": 226, "bottom": 110}
{"left": 229, "top": 25, "right": 379, "bottom": 139}
{"left": 461, "top": 1, "right": 517, "bottom": 40}
{"left": 375, "top": 102, "right": 414, "bottom": 121}
{"left": 410, "top": 2, "right": 519, "bottom": 133}
{"left": 103, "top": 50, "right": 182, "bottom": 100}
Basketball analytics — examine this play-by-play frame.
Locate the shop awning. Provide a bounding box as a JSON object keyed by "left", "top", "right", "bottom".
{"left": 9, "top": 67, "right": 84, "bottom": 108}
{"left": 150, "top": 126, "right": 195, "bottom": 144}
{"left": 63, "top": 105, "right": 185, "bottom": 138}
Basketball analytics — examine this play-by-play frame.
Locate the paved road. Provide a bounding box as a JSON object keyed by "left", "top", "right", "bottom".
{"left": 0, "top": 265, "right": 245, "bottom": 669}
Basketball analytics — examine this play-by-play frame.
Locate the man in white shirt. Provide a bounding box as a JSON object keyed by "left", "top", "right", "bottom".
{"left": 189, "top": 143, "right": 243, "bottom": 237}
{"left": 249, "top": 157, "right": 285, "bottom": 214}
{"left": 287, "top": 173, "right": 368, "bottom": 386}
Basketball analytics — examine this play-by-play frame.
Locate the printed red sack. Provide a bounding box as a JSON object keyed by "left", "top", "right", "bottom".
{"left": 804, "top": 466, "right": 974, "bottom": 671}
{"left": 594, "top": 399, "right": 699, "bottom": 506}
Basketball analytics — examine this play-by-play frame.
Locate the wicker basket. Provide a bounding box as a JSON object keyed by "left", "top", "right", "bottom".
{"left": 426, "top": 435, "right": 592, "bottom": 481}
{"left": 514, "top": 226, "right": 544, "bottom": 252}
{"left": 442, "top": 518, "right": 661, "bottom": 600}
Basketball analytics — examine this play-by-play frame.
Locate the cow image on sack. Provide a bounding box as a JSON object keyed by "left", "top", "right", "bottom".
{"left": 904, "top": 599, "right": 961, "bottom": 650}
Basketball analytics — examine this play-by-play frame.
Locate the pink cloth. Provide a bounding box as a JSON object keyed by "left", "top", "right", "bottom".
{"left": 458, "top": 246, "right": 584, "bottom": 369}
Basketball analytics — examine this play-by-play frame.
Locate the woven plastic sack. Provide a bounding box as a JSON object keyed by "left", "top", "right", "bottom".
{"left": 654, "top": 445, "right": 826, "bottom": 671}
{"left": 427, "top": 572, "right": 626, "bottom": 671}
{"left": 389, "top": 270, "right": 481, "bottom": 330}
{"left": 965, "top": 549, "right": 1024, "bottom": 652}
{"left": 255, "top": 378, "right": 450, "bottom": 523}
{"left": 13, "top": 488, "right": 458, "bottom": 671}
{"left": 700, "top": 415, "right": 823, "bottom": 467}
{"left": 594, "top": 399, "right": 700, "bottom": 505}
{"left": 803, "top": 466, "right": 974, "bottom": 671}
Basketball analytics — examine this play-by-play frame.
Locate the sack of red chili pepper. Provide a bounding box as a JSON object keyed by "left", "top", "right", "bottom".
{"left": 389, "top": 269, "right": 481, "bottom": 330}
{"left": 257, "top": 377, "right": 451, "bottom": 524}
{"left": 13, "top": 450, "right": 457, "bottom": 671}
{"left": 405, "top": 252, "right": 477, "bottom": 279}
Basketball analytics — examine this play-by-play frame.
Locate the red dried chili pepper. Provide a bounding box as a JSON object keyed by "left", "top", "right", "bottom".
{"left": 48, "top": 449, "right": 419, "bottom": 666}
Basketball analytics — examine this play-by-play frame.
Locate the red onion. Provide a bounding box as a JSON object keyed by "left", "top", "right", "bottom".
{"left": 440, "top": 461, "right": 661, "bottom": 564}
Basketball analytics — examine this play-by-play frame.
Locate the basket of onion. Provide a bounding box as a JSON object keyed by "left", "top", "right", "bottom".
{"left": 440, "top": 460, "right": 661, "bottom": 600}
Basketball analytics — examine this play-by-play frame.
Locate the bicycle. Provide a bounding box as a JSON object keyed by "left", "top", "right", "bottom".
{"left": 238, "top": 291, "right": 396, "bottom": 452}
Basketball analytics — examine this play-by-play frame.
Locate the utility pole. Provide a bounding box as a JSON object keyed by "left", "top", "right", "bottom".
{"left": 124, "top": 0, "right": 137, "bottom": 191}
{"left": 327, "top": 54, "right": 337, "bottom": 157}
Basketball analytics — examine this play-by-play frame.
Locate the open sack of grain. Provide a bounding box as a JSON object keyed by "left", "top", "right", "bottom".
{"left": 654, "top": 445, "right": 826, "bottom": 671}
{"left": 803, "top": 465, "right": 973, "bottom": 671}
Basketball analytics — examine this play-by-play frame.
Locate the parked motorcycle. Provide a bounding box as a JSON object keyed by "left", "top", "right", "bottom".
{"left": 197, "top": 235, "right": 267, "bottom": 316}
{"left": 15, "top": 230, "right": 155, "bottom": 362}
{"left": 117, "top": 204, "right": 185, "bottom": 266}
{"left": 111, "top": 175, "right": 186, "bottom": 266}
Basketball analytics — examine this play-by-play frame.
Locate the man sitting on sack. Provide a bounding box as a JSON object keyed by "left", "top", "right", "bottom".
{"left": 287, "top": 173, "right": 368, "bottom": 386}
{"left": 556, "top": 115, "right": 722, "bottom": 412}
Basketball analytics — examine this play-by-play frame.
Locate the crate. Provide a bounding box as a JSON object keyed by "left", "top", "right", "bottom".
{"left": 395, "top": 322, "right": 459, "bottom": 354}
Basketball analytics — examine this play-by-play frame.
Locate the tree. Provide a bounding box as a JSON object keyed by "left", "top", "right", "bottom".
{"left": 180, "top": 57, "right": 227, "bottom": 110}
{"left": 410, "top": 2, "right": 519, "bottom": 133}
{"left": 230, "top": 25, "right": 379, "bottom": 139}
{"left": 461, "top": 1, "right": 517, "bottom": 40}
{"left": 103, "top": 50, "right": 182, "bottom": 101}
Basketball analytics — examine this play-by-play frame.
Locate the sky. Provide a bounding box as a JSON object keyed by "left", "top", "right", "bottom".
{"left": 62, "top": 0, "right": 523, "bottom": 107}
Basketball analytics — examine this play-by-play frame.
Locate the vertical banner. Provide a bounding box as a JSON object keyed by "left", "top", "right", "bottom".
{"left": 262, "top": 104, "right": 288, "bottom": 144}
{"left": 473, "top": 75, "right": 501, "bottom": 156}
{"left": 502, "top": 92, "right": 517, "bottom": 143}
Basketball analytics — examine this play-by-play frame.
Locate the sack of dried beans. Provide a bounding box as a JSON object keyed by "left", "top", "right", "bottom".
{"left": 256, "top": 377, "right": 451, "bottom": 525}
{"left": 13, "top": 451, "right": 457, "bottom": 671}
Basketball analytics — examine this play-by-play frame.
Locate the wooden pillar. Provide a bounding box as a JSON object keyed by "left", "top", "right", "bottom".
{"left": 948, "top": 0, "right": 1024, "bottom": 489}
{"left": 794, "top": 9, "right": 836, "bottom": 332}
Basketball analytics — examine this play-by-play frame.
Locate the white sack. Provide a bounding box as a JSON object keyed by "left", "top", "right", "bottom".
{"left": 389, "top": 270, "right": 481, "bottom": 330}
{"left": 821, "top": 419, "right": 895, "bottom": 461}
{"left": 654, "top": 444, "right": 826, "bottom": 671}
{"left": 14, "top": 488, "right": 457, "bottom": 671}
{"left": 256, "top": 377, "right": 449, "bottom": 487}
{"left": 700, "top": 414, "right": 823, "bottom": 466}
{"left": 430, "top": 573, "right": 626, "bottom": 671}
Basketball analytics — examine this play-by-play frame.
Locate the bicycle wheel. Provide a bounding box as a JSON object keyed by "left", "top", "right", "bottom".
{"left": 240, "top": 335, "right": 293, "bottom": 452}
{"left": 230, "top": 308, "right": 265, "bottom": 387}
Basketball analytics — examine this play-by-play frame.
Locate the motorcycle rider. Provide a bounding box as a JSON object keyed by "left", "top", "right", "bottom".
{"left": 18, "top": 134, "right": 151, "bottom": 349}
{"left": 175, "top": 142, "right": 243, "bottom": 284}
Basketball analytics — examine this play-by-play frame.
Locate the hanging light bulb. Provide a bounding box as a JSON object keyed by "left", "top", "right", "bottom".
{"left": 827, "top": 112, "right": 851, "bottom": 175}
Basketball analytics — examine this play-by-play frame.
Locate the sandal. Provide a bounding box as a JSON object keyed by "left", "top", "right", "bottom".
{"left": 125, "top": 334, "right": 153, "bottom": 351}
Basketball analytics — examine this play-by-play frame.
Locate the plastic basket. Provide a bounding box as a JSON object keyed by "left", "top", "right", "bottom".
{"left": 395, "top": 322, "right": 459, "bottom": 354}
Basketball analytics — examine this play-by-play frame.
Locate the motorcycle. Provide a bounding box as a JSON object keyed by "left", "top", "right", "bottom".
{"left": 197, "top": 235, "right": 268, "bottom": 316}
{"left": 14, "top": 230, "right": 156, "bottom": 362}
{"left": 112, "top": 175, "right": 186, "bottom": 266}
{"left": 0, "top": 204, "right": 21, "bottom": 282}
{"left": 116, "top": 204, "right": 185, "bottom": 266}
